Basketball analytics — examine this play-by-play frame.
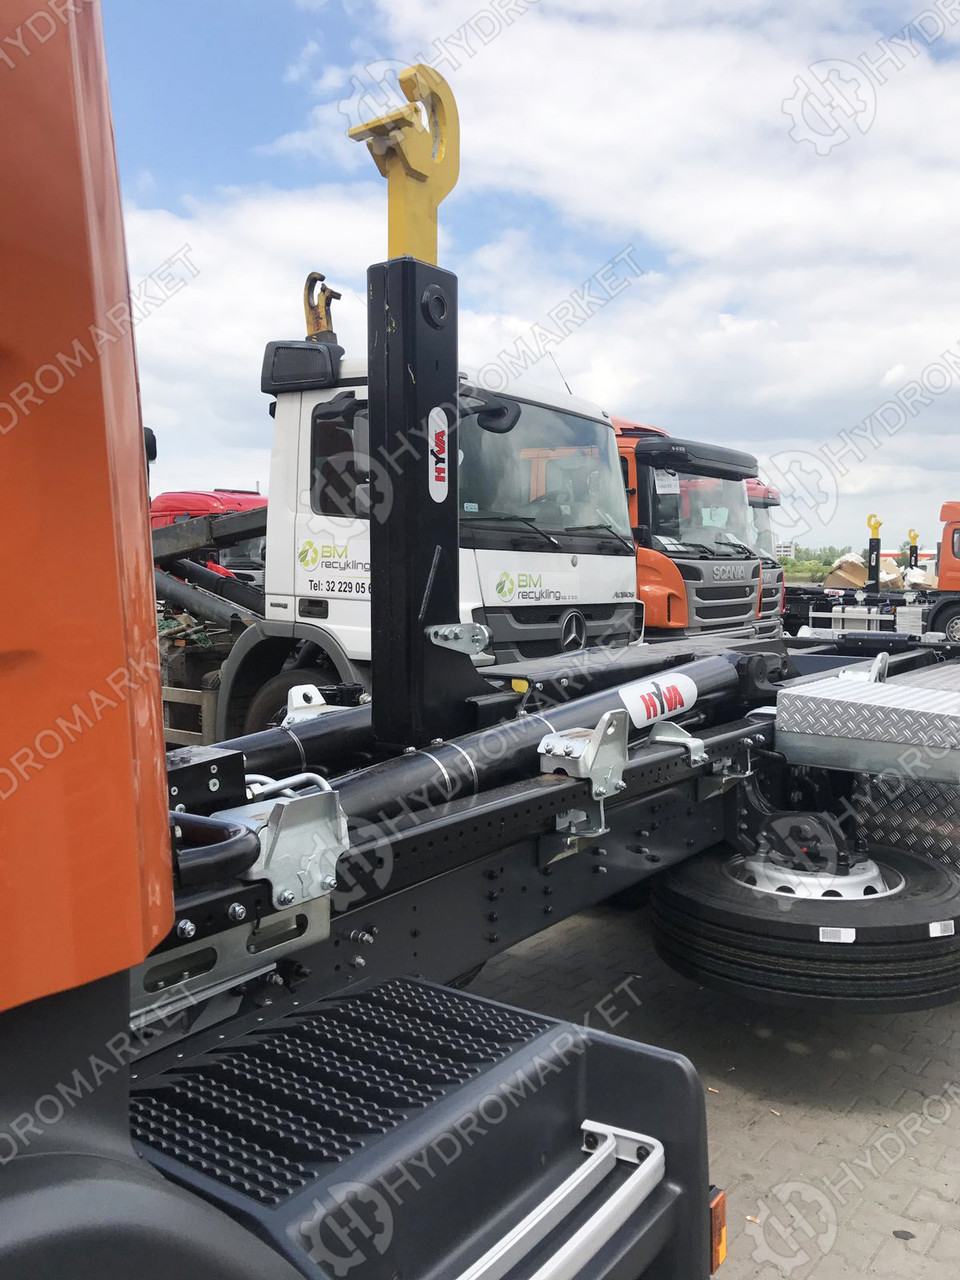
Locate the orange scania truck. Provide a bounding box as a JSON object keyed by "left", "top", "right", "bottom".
{"left": 612, "top": 419, "right": 778, "bottom": 638}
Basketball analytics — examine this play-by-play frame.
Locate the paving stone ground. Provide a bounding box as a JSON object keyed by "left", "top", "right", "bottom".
{"left": 466, "top": 903, "right": 960, "bottom": 1279}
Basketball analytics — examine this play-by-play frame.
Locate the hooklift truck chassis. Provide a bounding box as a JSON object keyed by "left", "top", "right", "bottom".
{"left": 0, "top": 15, "right": 721, "bottom": 1280}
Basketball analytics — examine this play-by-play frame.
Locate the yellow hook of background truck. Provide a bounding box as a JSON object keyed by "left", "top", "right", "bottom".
{"left": 867, "top": 512, "right": 883, "bottom": 538}
{"left": 908, "top": 527, "right": 919, "bottom": 546}
{"left": 348, "top": 63, "right": 460, "bottom": 265}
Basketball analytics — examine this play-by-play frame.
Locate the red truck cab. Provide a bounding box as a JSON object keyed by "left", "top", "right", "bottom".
{"left": 151, "top": 489, "right": 267, "bottom": 582}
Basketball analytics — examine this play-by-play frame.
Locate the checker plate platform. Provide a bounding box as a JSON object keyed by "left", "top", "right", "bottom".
{"left": 775, "top": 660, "right": 960, "bottom": 781}
{"left": 131, "top": 977, "right": 710, "bottom": 1279}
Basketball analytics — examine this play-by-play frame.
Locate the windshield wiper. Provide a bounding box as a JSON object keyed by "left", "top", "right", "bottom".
{"left": 462, "top": 511, "right": 560, "bottom": 548}
{"left": 566, "top": 523, "right": 635, "bottom": 553}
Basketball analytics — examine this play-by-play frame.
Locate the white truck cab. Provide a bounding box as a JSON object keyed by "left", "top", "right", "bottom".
{"left": 243, "top": 346, "right": 637, "bottom": 713}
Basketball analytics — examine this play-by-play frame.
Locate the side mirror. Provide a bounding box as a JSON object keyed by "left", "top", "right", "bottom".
{"left": 461, "top": 392, "right": 521, "bottom": 434}
{"left": 633, "top": 525, "right": 651, "bottom": 547}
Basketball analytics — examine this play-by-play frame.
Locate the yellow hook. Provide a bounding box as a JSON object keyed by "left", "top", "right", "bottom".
{"left": 907, "top": 527, "right": 919, "bottom": 546}
{"left": 348, "top": 64, "right": 460, "bottom": 265}
{"left": 867, "top": 513, "right": 882, "bottom": 538}
{"left": 303, "top": 271, "right": 341, "bottom": 341}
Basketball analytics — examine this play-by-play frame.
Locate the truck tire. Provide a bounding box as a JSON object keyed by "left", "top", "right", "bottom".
{"left": 650, "top": 845, "right": 960, "bottom": 1012}
{"left": 242, "top": 667, "right": 336, "bottom": 735}
{"left": 931, "top": 602, "right": 960, "bottom": 642}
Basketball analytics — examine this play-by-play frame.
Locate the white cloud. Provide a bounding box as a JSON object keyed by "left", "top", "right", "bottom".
{"left": 125, "top": 0, "right": 960, "bottom": 545}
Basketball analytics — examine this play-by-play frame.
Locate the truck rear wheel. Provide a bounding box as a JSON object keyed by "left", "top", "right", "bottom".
{"left": 649, "top": 845, "right": 960, "bottom": 1012}
{"left": 242, "top": 666, "right": 337, "bottom": 735}
{"left": 932, "top": 602, "right": 960, "bottom": 642}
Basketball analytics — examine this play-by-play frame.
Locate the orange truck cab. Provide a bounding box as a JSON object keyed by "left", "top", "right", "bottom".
{"left": 613, "top": 419, "right": 768, "bottom": 637}
{"left": 747, "top": 479, "right": 785, "bottom": 625}
{"left": 939, "top": 502, "right": 960, "bottom": 593}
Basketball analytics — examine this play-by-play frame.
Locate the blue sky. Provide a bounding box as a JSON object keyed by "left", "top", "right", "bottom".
{"left": 102, "top": 0, "right": 960, "bottom": 549}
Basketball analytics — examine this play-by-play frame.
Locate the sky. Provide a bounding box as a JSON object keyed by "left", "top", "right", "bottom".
{"left": 101, "top": 0, "right": 960, "bottom": 552}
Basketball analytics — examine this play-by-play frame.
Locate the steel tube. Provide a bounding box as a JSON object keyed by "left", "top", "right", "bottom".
{"left": 329, "top": 654, "right": 743, "bottom": 822}
{"left": 155, "top": 568, "right": 258, "bottom": 629}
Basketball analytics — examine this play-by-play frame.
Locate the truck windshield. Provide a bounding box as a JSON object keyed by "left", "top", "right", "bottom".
{"left": 747, "top": 501, "right": 778, "bottom": 559}
{"left": 220, "top": 536, "right": 266, "bottom": 569}
{"left": 459, "top": 400, "right": 632, "bottom": 538}
{"left": 651, "top": 472, "right": 754, "bottom": 558}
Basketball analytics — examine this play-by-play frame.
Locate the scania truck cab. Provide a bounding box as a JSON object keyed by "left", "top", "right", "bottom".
{"left": 613, "top": 418, "right": 763, "bottom": 638}
{"left": 746, "top": 478, "right": 784, "bottom": 631}
{"left": 214, "top": 341, "right": 638, "bottom": 734}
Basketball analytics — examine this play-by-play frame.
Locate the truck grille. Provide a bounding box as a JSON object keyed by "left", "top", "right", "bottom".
{"left": 758, "top": 567, "right": 784, "bottom": 621}
{"left": 682, "top": 561, "right": 761, "bottom": 631}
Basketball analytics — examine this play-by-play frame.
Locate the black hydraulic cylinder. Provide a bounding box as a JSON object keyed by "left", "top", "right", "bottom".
{"left": 215, "top": 702, "right": 374, "bottom": 776}
{"left": 154, "top": 567, "right": 258, "bottom": 629}
{"left": 169, "top": 558, "right": 264, "bottom": 613}
{"left": 329, "top": 653, "right": 742, "bottom": 823}
{"left": 366, "top": 256, "right": 488, "bottom": 751}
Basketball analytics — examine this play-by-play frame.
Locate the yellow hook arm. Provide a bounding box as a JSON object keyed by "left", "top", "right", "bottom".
{"left": 348, "top": 64, "right": 460, "bottom": 265}
{"left": 867, "top": 513, "right": 882, "bottom": 538}
{"left": 908, "top": 527, "right": 919, "bottom": 546}
{"left": 303, "top": 271, "right": 342, "bottom": 341}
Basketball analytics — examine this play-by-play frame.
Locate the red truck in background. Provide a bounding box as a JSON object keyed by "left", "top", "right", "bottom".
{"left": 746, "top": 478, "right": 785, "bottom": 626}
{"left": 150, "top": 489, "right": 267, "bottom": 584}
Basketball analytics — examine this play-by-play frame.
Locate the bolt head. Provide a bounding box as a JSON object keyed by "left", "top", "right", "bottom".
{"left": 176, "top": 919, "right": 196, "bottom": 940}
{"left": 208, "top": 778, "right": 220, "bottom": 792}
{"left": 277, "top": 889, "right": 296, "bottom": 907}
{"left": 228, "top": 902, "right": 247, "bottom": 922}
{"left": 320, "top": 874, "right": 338, "bottom": 891}
{"left": 615, "top": 780, "right": 627, "bottom": 792}
{"left": 351, "top": 955, "right": 366, "bottom": 968}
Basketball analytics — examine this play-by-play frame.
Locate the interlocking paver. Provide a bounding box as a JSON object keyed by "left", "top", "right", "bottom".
{"left": 468, "top": 903, "right": 960, "bottom": 1278}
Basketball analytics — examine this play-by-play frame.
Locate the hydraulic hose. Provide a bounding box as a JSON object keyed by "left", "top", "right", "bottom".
{"left": 172, "top": 811, "right": 262, "bottom": 887}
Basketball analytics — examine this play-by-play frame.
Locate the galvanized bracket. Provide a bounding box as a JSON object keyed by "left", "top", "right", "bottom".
{"left": 281, "top": 683, "right": 339, "bottom": 728}
{"left": 538, "top": 711, "right": 629, "bottom": 858}
{"left": 647, "top": 719, "right": 707, "bottom": 766}
{"left": 216, "top": 790, "right": 349, "bottom": 911}
{"left": 426, "top": 621, "right": 491, "bottom": 656}
{"left": 538, "top": 709, "right": 629, "bottom": 800}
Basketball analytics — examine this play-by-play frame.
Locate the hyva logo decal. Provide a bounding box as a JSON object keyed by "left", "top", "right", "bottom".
{"left": 427, "top": 406, "right": 449, "bottom": 503}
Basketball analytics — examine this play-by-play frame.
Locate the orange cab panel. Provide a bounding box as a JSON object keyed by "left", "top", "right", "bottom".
{"left": 0, "top": 1, "right": 172, "bottom": 1011}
